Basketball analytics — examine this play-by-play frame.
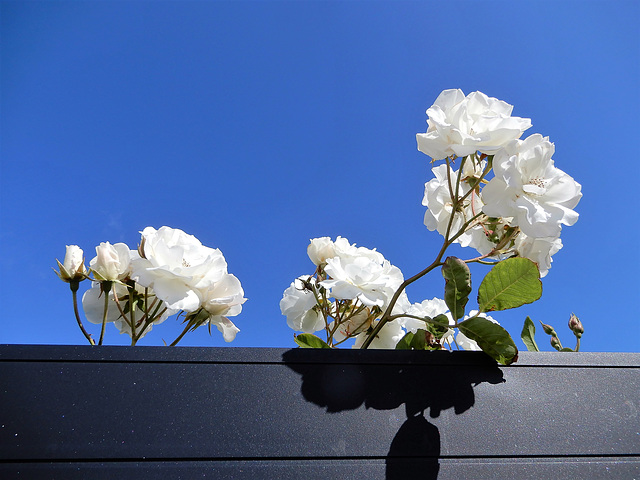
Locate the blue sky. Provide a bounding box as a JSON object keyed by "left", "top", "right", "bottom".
{"left": 1, "top": 0, "right": 638, "bottom": 352}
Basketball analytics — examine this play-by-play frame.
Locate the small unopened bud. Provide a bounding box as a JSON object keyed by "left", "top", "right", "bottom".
{"left": 550, "top": 336, "right": 562, "bottom": 351}
{"left": 54, "top": 245, "right": 88, "bottom": 283}
{"left": 568, "top": 313, "right": 584, "bottom": 337}
{"left": 539, "top": 321, "right": 557, "bottom": 337}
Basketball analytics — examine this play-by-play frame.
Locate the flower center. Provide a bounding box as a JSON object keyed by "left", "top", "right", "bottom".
{"left": 529, "top": 177, "right": 546, "bottom": 189}
{"left": 182, "top": 259, "right": 191, "bottom": 268}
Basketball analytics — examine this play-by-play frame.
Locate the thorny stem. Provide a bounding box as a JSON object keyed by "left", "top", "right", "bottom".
{"left": 70, "top": 281, "right": 95, "bottom": 345}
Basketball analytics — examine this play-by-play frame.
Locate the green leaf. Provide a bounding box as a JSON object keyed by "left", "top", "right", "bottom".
{"left": 458, "top": 316, "right": 518, "bottom": 365}
{"left": 478, "top": 257, "right": 542, "bottom": 312}
{"left": 410, "top": 330, "right": 426, "bottom": 350}
{"left": 425, "top": 314, "right": 451, "bottom": 339}
{"left": 294, "top": 333, "right": 331, "bottom": 349}
{"left": 395, "top": 331, "right": 414, "bottom": 350}
{"left": 442, "top": 257, "right": 472, "bottom": 320}
{"left": 520, "top": 316, "right": 540, "bottom": 352}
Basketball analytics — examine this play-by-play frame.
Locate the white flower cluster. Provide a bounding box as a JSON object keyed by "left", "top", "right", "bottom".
{"left": 58, "top": 226, "right": 246, "bottom": 344}
{"left": 418, "top": 89, "right": 582, "bottom": 277}
{"left": 280, "top": 236, "right": 499, "bottom": 349}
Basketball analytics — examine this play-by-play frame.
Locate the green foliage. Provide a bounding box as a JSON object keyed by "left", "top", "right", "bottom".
{"left": 294, "top": 333, "right": 331, "bottom": 349}
{"left": 458, "top": 316, "right": 518, "bottom": 365}
{"left": 395, "top": 331, "right": 414, "bottom": 350}
{"left": 395, "top": 329, "right": 442, "bottom": 351}
{"left": 520, "top": 316, "right": 540, "bottom": 352}
{"left": 442, "top": 257, "right": 472, "bottom": 320}
{"left": 478, "top": 257, "right": 542, "bottom": 312}
{"left": 425, "top": 314, "right": 451, "bottom": 339}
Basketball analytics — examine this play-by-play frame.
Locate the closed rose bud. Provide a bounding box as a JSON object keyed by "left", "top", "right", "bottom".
{"left": 55, "top": 245, "right": 88, "bottom": 283}
{"left": 539, "top": 321, "right": 557, "bottom": 337}
{"left": 550, "top": 336, "right": 562, "bottom": 351}
{"left": 568, "top": 313, "right": 584, "bottom": 337}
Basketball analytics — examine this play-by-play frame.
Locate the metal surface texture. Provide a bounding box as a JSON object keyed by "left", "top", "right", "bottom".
{"left": 1, "top": 345, "right": 638, "bottom": 479}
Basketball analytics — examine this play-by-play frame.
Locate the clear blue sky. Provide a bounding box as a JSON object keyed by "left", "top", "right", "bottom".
{"left": 1, "top": 0, "right": 638, "bottom": 352}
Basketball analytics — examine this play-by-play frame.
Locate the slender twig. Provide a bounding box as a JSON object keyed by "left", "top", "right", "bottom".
{"left": 361, "top": 154, "right": 491, "bottom": 349}
{"left": 70, "top": 282, "right": 95, "bottom": 345}
{"left": 170, "top": 321, "right": 193, "bottom": 346}
{"left": 98, "top": 281, "right": 112, "bottom": 345}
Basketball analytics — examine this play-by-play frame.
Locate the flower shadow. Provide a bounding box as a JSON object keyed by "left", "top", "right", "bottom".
{"left": 282, "top": 349, "right": 505, "bottom": 480}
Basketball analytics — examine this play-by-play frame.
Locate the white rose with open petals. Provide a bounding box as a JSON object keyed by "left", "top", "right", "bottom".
{"left": 353, "top": 319, "right": 405, "bottom": 349}
{"left": 422, "top": 164, "right": 495, "bottom": 255}
{"left": 481, "top": 134, "right": 582, "bottom": 238}
{"left": 402, "top": 298, "right": 454, "bottom": 344}
{"left": 199, "top": 273, "right": 246, "bottom": 342}
{"left": 321, "top": 256, "right": 403, "bottom": 308}
{"left": 514, "top": 233, "right": 562, "bottom": 278}
{"left": 280, "top": 277, "right": 325, "bottom": 333}
{"left": 131, "top": 226, "right": 229, "bottom": 312}
{"left": 416, "top": 89, "right": 532, "bottom": 161}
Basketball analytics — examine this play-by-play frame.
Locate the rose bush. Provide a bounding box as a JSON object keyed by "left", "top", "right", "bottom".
{"left": 57, "top": 226, "right": 245, "bottom": 346}
{"left": 280, "top": 89, "right": 583, "bottom": 362}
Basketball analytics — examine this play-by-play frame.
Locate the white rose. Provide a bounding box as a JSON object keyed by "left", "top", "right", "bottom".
{"left": 321, "top": 256, "right": 403, "bottom": 308}
{"left": 64, "top": 245, "right": 85, "bottom": 274}
{"left": 514, "top": 233, "right": 562, "bottom": 278}
{"left": 403, "top": 298, "right": 454, "bottom": 344}
{"left": 82, "top": 282, "right": 178, "bottom": 337}
{"left": 90, "top": 242, "right": 133, "bottom": 281}
{"left": 307, "top": 236, "right": 384, "bottom": 266}
{"left": 353, "top": 319, "right": 405, "bottom": 349}
{"left": 422, "top": 164, "right": 495, "bottom": 255}
{"left": 131, "top": 226, "right": 228, "bottom": 312}
{"left": 307, "top": 237, "right": 336, "bottom": 266}
{"left": 416, "top": 89, "right": 532, "bottom": 161}
{"left": 333, "top": 308, "right": 374, "bottom": 339}
{"left": 56, "top": 245, "right": 87, "bottom": 281}
{"left": 199, "top": 273, "right": 246, "bottom": 342}
{"left": 280, "top": 277, "right": 325, "bottom": 333}
{"left": 481, "top": 134, "right": 582, "bottom": 238}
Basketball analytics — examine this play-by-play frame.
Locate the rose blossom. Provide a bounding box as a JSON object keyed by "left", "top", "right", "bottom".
{"left": 131, "top": 226, "right": 229, "bottom": 312}
{"left": 422, "top": 163, "right": 496, "bottom": 255}
{"left": 416, "top": 89, "right": 532, "bottom": 161}
{"left": 56, "top": 245, "right": 87, "bottom": 282}
{"left": 321, "top": 256, "right": 403, "bottom": 308}
{"left": 481, "top": 134, "right": 582, "bottom": 238}
{"left": 402, "top": 297, "right": 455, "bottom": 345}
{"left": 308, "top": 236, "right": 384, "bottom": 266}
{"left": 90, "top": 242, "right": 133, "bottom": 281}
{"left": 82, "top": 282, "right": 178, "bottom": 338}
{"left": 199, "top": 273, "right": 246, "bottom": 342}
{"left": 353, "top": 319, "right": 405, "bottom": 349}
{"left": 280, "top": 276, "right": 326, "bottom": 333}
{"left": 514, "top": 233, "right": 562, "bottom": 278}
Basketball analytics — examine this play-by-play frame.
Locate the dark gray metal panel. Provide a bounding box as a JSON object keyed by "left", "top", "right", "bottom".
{"left": 0, "top": 458, "right": 638, "bottom": 480}
{"left": 1, "top": 344, "right": 639, "bottom": 366}
{"left": 0, "top": 345, "right": 638, "bottom": 464}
